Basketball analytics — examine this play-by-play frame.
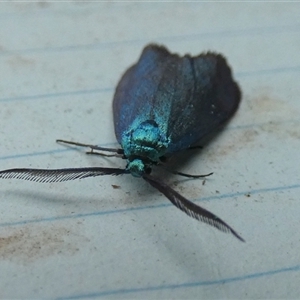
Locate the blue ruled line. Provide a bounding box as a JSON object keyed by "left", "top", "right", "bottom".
{"left": 0, "top": 88, "right": 112, "bottom": 103}
{"left": 56, "top": 263, "right": 300, "bottom": 299}
{"left": 0, "top": 65, "right": 299, "bottom": 104}
{"left": 1, "top": 117, "right": 299, "bottom": 162}
{"left": 0, "top": 183, "right": 299, "bottom": 228}
{"left": 0, "top": 23, "right": 300, "bottom": 56}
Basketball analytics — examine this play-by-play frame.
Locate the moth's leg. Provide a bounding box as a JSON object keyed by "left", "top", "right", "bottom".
{"left": 159, "top": 156, "right": 168, "bottom": 163}
{"left": 85, "top": 150, "right": 126, "bottom": 159}
{"left": 56, "top": 139, "right": 124, "bottom": 158}
{"left": 85, "top": 151, "right": 121, "bottom": 157}
{"left": 168, "top": 170, "right": 213, "bottom": 179}
{"left": 158, "top": 159, "right": 213, "bottom": 179}
{"left": 188, "top": 145, "right": 203, "bottom": 150}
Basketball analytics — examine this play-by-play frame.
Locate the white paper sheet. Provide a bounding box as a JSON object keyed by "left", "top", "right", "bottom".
{"left": 0, "top": 2, "right": 300, "bottom": 299}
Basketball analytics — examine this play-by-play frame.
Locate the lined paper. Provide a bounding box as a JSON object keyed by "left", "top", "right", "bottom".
{"left": 0, "top": 2, "right": 300, "bottom": 299}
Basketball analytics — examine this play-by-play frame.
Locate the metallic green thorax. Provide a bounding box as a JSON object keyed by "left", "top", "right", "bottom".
{"left": 121, "top": 121, "right": 169, "bottom": 177}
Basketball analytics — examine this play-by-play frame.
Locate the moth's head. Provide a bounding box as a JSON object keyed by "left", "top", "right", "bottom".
{"left": 126, "top": 158, "right": 151, "bottom": 177}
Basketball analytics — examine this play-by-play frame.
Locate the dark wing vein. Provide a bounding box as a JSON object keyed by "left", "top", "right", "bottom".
{"left": 143, "top": 174, "right": 245, "bottom": 242}
{"left": 0, "top": 167, "right": 128, "bottom": 183}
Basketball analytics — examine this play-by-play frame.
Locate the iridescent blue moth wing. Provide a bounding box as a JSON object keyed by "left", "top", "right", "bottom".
{"left": 113, "top": 44, "right": 241, "bottom": 153}
{"left": 166, "top": 51, "right": 241, "bottom": 152}
{"left": 113, "top": 44, "right": 179, "bottom": 144}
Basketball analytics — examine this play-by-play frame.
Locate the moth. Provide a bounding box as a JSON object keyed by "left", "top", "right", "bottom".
{"left": 0, "top": 44, "right": 244, "bottom": 241}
